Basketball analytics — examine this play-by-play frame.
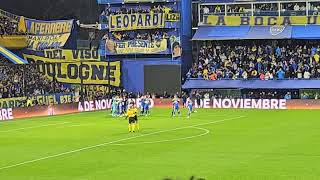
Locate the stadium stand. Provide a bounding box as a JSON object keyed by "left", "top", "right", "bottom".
{"left": 0, "top": 16, "right": 19, "bottom": 36}
{"left": 0, "top": 55, "right": 74, "bottom": 99}
{"left": 99, "top": 3, "right": 177, "bottom": 24}
{"left": 102, "top": 30, "right": 170, "bottom": 41}
{"left": 187, "top": 40, "right": 320, "bottom": 80}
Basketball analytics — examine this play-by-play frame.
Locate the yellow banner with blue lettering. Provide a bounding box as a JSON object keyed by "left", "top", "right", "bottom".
{"left": 201, "top": 16, "right": 320, "bottom": 26}
{"left": 109, "top": 13, "right": 165, "bottom": 32}
{"left": 105, "top": 39, "right": 167, "bottom": 55}
{"left": 0, "top": 93, "right": 75, "bottom": 108}
{"left": 25, "top": 19, "right": 74, "bottom": 50}
{"left": 166, "top": 13, "right": 180, "bottom": 22}
{"left": 43, "top": 49, "right": 100, "bottom": 61}
{"left": 22, "top": 54, "right": 121, "bottom": 86}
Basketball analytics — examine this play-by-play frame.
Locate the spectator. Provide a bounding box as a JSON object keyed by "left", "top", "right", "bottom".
{"left": 294, "top": 4, "right": 300, "bottom": 11}
{"left": 304, "top": 70, "right": 311, "bottom": 79}
{"left": 284, "top": 92, "right": 292, "bottom": 100}
{"left": 277, "top": 68, "right": 285, "bottom": 79}
{"left": 259, "top": 72, "right": 265, "bottom": 80}
{"left": 203, "top": 6, "right": 210, "bottom": 14}
{"left": 314, "top": 52, "right": 320, "bottom": 63}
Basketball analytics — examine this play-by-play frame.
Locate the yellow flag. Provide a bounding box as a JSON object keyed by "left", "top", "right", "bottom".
{"left": 18, "top": 16, "right": 26, "bottom": 33}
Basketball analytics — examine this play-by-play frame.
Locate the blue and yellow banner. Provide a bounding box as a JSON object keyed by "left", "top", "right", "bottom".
{"left": 105, "top": 39, "right": 168, "bottom": 55}
{"left": 0, "top": 97, "right": 26, "bottom": 109}
{"left": 0, "top": 46, "right": 28, "bottom": 64}
{"left": 201, "top": 15, "right": 320, "bottom": 26}
{"left": 166, "top": 13, "right": 180, "bottom": 22}
{"left": 170, "top": 36, "right": 181, "bottom": 59}
{"left": 0, "top": 93, "right": 75, "bottom": 108}
{"left": 109, "top": 13, "right": 165, "bottom": 32}
{"left": 0, "top": 36, "right": 27, "bottom": 49}
{"left": 25, "top": 19, "right": 74, "bottom": 50}
{"left": 22, "top": 54, "right": 121, "bottom": 86}
{"left": 43, "top": 49, "right": 100, "bottom": 61}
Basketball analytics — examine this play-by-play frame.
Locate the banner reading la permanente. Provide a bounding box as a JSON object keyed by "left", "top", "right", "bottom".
{"left": 23, "top": 54, "right": 121, "bottom": 86}
{"left": 25, "top": 19, "right": 74, "bottom": 50}
{"left": 201, "top": 16, "right": 320, "bottom": 26}
{"left": 109, "top": 13, "right": 165, "bottom": 32}
{"left": 105, "top": 39, "right": 167, "bottom": 54}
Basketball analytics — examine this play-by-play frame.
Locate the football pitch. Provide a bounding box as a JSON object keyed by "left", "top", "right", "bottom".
{"left": 0, "top": 108, "right": 320, "bottom": 180}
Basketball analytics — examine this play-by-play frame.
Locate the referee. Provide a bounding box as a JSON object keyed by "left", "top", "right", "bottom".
{"left": 126, "top": 104, "right": 138, "bottom": 133}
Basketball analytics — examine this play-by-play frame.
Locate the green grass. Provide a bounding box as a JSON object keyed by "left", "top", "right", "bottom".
{"left": 0, "top": 108, "right": 320, "bottom": 180}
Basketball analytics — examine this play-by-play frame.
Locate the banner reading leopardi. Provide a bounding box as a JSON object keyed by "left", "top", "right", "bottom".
{"left": 25, "top": 19, "right": 74, "bottom": 50}
{"left": 109, "top": 13, "right": 165, "bottom": 32}
{"left": 201, "top": 16, "right": 320, "bottom": 26}
{"left": 23, "top": 54, "right": 121, "bottom": 86}
{"left": 105, "top": 39, "right": 167, "bottom": 54}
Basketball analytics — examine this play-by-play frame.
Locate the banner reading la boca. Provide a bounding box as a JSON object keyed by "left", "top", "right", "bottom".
{"left": 201, "top": 15, "right": 320, "bottom": 26}
{"left": 25, "top": 19, "right": 74, "bottom": 50}
{"left": 23, "top": 53, "right": 121, "bottom": 86}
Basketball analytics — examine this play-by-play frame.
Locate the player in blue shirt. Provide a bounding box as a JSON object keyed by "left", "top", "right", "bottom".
{"left": 111, "top": 96, "right": 118, "bottom": 117}
{"left": 118, "top": 97, "right": 123, "bottom": 116}
{"left": 144, "top": 95, "right": 151, "bottom": 116}
{"left": 122, "top": 97, "right": 128, "bottom": 114}
{"left": 186, "top": 97, "right": 193, "bottom": 118}
{"left": 171, "top": 95, "right": 180, "bottom": 117}
{"left": 139, "top": 95, "right": 145, "bottom": 116}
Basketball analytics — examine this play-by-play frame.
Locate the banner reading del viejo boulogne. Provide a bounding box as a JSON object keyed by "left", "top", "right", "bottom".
{"left": 23, "top": 54, "right": 121, "bottom": 86}
{"left": 25, "top": 19, "right": 74, "bottom": 50}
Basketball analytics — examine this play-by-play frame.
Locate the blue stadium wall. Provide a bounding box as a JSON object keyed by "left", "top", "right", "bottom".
{"left": 98, "top": 0, "right": 193, "bottom": 93}
{"left": 122, "top": 59, "right": 181, "bottom": 93}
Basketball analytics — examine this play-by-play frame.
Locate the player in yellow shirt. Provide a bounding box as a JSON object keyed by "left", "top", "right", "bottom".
{"left": 126, "top": 104, "right": 139, "bottom": 133}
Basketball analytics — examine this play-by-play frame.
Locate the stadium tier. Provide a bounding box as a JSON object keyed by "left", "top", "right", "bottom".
{"left": 0, "top": 0, "right": 320, "bottom": 180}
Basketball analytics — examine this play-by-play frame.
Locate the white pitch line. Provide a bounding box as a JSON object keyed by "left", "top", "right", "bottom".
{"left": 110, "top": 127, "right": 210, "bottom": 146}
{"left": 0, "top": 122, "right": 70, "bottom": 133}
{"left": 0, "top": 115, "right": 245, "bottom": 171}
{"left": 65, "top": 123, "right": 95, "bottom": 127}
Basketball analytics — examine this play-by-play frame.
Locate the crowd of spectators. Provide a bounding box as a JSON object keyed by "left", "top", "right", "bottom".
{"left": 101, "top": 4, "right": 175, "bottom": 17}
{"left": 100, "top": 4, "right": 176, "bottom": 24}
{"left": 0, "top": 56, "right": 73, "bottom": 99}
{"left": 200, "top": 5, "right": 249, "bottom": 15}
{"left": 255, "top": 3, "right": 278, "bottom": 12}
{"left": 191, "top": 89, "right": 319, "bottom": 100}
{"left": 102, "top": 30, "right": 170, "bottom": 42}
{"left": 199, "top": 2, "right": 317, "bottom": 17}
{"left": 0, "top": 16, "right": 19, "bottom": 36}
{"left": 187, "top": 41, "right": 320, "bottom": 81}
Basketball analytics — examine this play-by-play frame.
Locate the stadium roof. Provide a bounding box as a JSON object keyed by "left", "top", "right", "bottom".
{"left": 193, "top": 25, "right": 320, "bottom": 40}
{"left": 183, "top": 79, "right": 320, "bottom": 89}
